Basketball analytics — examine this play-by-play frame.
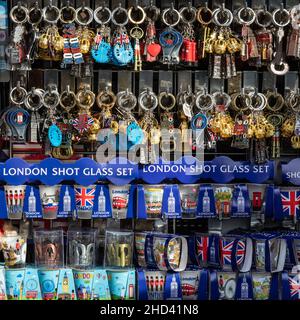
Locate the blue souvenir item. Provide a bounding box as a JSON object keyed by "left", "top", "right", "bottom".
{"left": 107, "top": 269, "right": 135, "bottom": 300}
{"left": 127, "top": 122, "right": 144, "bottom": 145}
{"left": 112, "top": 28, "right": 133, "bottom": 66}
{"left": 38, "top": 269, "right": 59, "bottom": 300}
{"left": 48, "top": 124, "right": 62, "bottom": 147}
{"left": 5, "top": 269, "right": 25, "bottom": 300}
{"left": 137, "top": 270, "right": 166, "bottom": 300}
{"left": 92, "top": 269, "right": 111, "bottom": 300}
{"left": 251, "top": 233, "right": 287, "bottom": 272}
{"left": 197, "top": 184, "right": 216, "bottom": 218}
{"left": 164, "top": 273, "right": 182, "bottom": 300}
{"left": 231, "top": 184, "right": 251, "bottom": 217}
{"left": 22, "top": 268, "right": 42, "bottom": 300}
{"left": 91, "top": 41, "right": 111, "bottom": 64}
{"left": 73, "top": 270, "right": 94, "bottom": 300}
{"left": 191, "top": 113, "right": 207, "bottom": 130}
{"left": 57, "top": 269, "right": 76, "bottom": 300}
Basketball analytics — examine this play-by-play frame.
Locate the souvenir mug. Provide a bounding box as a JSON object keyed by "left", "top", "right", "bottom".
{"left": 4, "top": 185, "right": 26, "bottom": 220}
{"left": 34, "top": 229, "right": 64, "bottom": 268}
{"left": 74, "top": 185, "right": 96, "bottom": 219}
{"left": 152, "top": 234, "right": 188, "bottom": 271}
{"left": 68, "top": 228, "right": 96, "bottom": 269}
{"left": 105, "top": 230, "right": 133, "bottom": 268}
{"left": 137, "top": 232, "right": 188, "bottom": 271}
{"left": 0, "top": 230, "right": 27, "bottom": 268}
{"left": 39, "top": 185, "right": 60, "bottom": 219}
{"left": 144, "top": 270, "right": 166, "bottom": 300}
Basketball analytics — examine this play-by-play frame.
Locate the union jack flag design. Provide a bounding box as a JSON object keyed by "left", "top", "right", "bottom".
{"left": 75, "top": 187, "right": 95, "bottom": 208}
{"left": 281, "top": 191, "right": 300, "bottom": 218}
{"left": 289, "top": 276, "right": 300, "bottom": 300}
{"left": 235, "top": 240, "right": 246, "bottom": 266}
{"left": 220, "top": 239, "right": 234, "bottom": 266}
{"left": 196, "top": 236, "right": 209, "bottom": 264}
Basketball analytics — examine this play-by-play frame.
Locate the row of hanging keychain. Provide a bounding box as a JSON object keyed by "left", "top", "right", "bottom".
{"left": 7, "top": 1, "right": 300, "bottom": 77}
{"left": 6, "top": 80, "right": 300, "bottom": 163}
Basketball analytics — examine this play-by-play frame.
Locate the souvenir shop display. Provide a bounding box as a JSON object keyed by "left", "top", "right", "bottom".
{"left": 3, "top": 0, "right": 300, "bottom": 302}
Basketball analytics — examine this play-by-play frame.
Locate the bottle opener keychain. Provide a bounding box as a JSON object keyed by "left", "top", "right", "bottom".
{"left": 159, "top": 5, "right": 183, "bottom": 64}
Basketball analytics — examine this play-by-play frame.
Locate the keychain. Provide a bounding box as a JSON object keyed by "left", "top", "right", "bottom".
{"left": 92, "top": 7, "right": 112, "bottom": 64}
{"left": 179, "top": 3, "right": 198, "bottom": 64}
{"left": 111, "top": 5, "right": 134, "bottom": 66}
{"left": 138, "top": 89, "right": 159, "bottom": 163}
{"left": 143, "top": 4, "right": 161, "bottom": 62}
{"left": 158, "top": 90, "right": 177, "bottom": 153}
{"left": 159, "top": 5, "right": 183, "bottom": 65}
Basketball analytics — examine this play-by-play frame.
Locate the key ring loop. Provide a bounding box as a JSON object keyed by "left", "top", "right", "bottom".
{"left": 139, "top": 89, "right": 158, "bottom": 111}
{"left": 237, "top": 6, "right": 256, "bottom": 26}
{"left": 42, "top": 3, "right": 60, "bottom": 24}
{"left": 28, "top": 3, "right": 43, "bottom": 25}
{"left": 94, "top": 6, "right": 112, "bottom": 25}
{"left": 288, "top": 91, "right": 300, "bottom": 113}
{"left": 145, "top": 4, "right": 160, "bottom": 22}
{"left": 76, "top": 85, "right": 95, "bottom": 111}
{"left": 272, "top": 7, "right": 290, "bottom": 27}
{"left": 75, "top": 6, "right": 94, "bottom": 26}
{"left": 212, "top": 91, "right": 231, "bottom": 110}
{"left": 111, "top": 6, "right": 129, "bottom": 26}
{"left": 128, "top": 5, "right": 146, "bottom": 25}
{"left": 195, "top": 90, "right": 214, "bottom": 112}
{"left": 42, "top": 85, "right": 60, "bottom": 109}
{"left": 10, "top": 85, "right": 27, "bottom": 106}
{"left": 10, "top": 4, "right": 29, "bottom": 24}
{"left": 197, "top": 5, "right": 213, "bottom": 25}
{"left": 212, "top": 6, "right": 233, "bottom": 27}
{"left": 60, "top": 5, "right": 76, "bottom": 24}
{"left": 24, "top": 88, "right": 44, "bottom": 112}
{"left": 179, "top": 5, "right": 197, "bottom": 24}
{"left": 158, "top": 91, "right": 176, "bottom": 111}
{"left": 117, "top": 90, "right": 137, "bottom": 111}
{"left": 231, "top": 91, "right": 251, "bottom": 112}
{"left": 162, "top": 7, "right": 181, "bottom": 27}
{"left": 96, "top": 89, "right": 116, "bottom": 109}
{"left": 248, "top": 91, "right": 267, "bottom": 111}
{"left": 255, "top": 8, "right": 273, "bottom": 27}
{"left": 265, "top": 90, "right": 284, "bottom": 112}
{"left": 60, "top": 86, "right": 77, "bottom": 112}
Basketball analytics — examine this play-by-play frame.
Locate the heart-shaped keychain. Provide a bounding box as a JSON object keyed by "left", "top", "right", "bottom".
{"left": 147, "top": 43, "right": 161, "bottom": 57}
